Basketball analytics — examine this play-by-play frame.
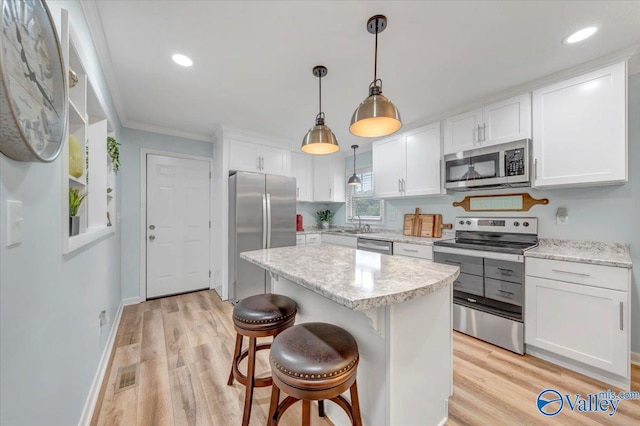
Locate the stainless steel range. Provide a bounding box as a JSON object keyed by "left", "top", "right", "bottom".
{"left": 433, "top": 217, "right": 538, "bottom": 354}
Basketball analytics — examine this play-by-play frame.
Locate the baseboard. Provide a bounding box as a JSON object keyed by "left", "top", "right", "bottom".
{"left": 122, "top": 296, "right": 142, "bottom": 306}
{"left": 77, "top": 300, "right": 125, "bottom": 426}
{"left": 632, "top": 351, "right": 640, "bottom": 366}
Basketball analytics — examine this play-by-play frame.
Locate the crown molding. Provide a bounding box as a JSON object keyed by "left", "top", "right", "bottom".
{"left": 123, "top": 120, "right": 215, "bottom": 142}
{"left": 80, "top": 1, "right": 129, "bottom": 126}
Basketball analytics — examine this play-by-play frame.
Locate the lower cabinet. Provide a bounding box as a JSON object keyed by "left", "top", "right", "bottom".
{"left": 525, "top": 258, "right": 630, "bottom": 379}
{"left": 393, "top": 242, "right": 433, "bottom": 260}
{"left": 297, "top": 233, "right": 321, "bottom": 246}
{"left": 321, "top": 234, "right": 357, "bottom": 248}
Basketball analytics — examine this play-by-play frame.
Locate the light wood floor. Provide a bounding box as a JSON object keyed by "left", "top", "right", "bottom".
{"left": 93, "top": 290, "right": 640, "bottom": 425}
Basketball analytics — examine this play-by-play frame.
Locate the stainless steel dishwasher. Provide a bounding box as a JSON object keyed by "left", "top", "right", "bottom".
{"left": 356, "top": 237, "right": 393, "bottom": 255}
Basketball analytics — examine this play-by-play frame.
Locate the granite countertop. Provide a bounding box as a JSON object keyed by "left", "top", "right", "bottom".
{"left": 240, "top": 245, "right": 460, "bottom": 310}
{"left": 298, "top": 228, "right": 451, "bottom": 246}
{"left": 525, "top": 239, "right": 632, "bottom": 269}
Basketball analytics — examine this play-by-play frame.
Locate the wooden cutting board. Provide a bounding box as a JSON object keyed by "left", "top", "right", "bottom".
{"left": 403, "top": 211, "right": 447, "bottom": 238}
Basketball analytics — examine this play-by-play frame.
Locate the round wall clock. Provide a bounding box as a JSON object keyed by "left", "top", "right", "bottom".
{"left": 0, "top": 0, "right": 67, "bottom": 162}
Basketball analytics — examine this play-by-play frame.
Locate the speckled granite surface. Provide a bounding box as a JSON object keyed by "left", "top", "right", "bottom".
{"left": 525, "top": 239, "right": 632, "bottom": 268}
{"left": 240, "top": 245, "right": 460, "bottom": 310}
{"left": 297, "top": 229, "right": 452, "bottom": 246}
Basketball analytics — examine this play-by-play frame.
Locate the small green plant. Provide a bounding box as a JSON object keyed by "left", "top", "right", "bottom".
{"left": 69, "top": 188, "right": 87, "bottom": 217}
{"left": 316, "top": 209, "right": 333, "bottom": 223}
{"left": 107, "top": 136, "right": 120, "bottom": 174}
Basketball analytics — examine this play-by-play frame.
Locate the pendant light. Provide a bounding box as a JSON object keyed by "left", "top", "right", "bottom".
{"left": 301, "top": 65, "right": 340, "bottom": 154}
{"left": 347, "top": 145, "right": 361, "bottom": 186}
{"left": 350, "top": 15, "right": 402, "bottom": 138}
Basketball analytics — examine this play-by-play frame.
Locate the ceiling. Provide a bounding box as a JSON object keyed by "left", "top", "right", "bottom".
{"left": 88, "top": 1, "right": 640, "bottom": 150}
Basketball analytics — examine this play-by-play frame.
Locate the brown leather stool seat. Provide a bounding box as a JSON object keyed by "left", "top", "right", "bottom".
{"left": 268, "top": 322, "right": 362, "bottom": 426}
{"left": 227, "top": 294, "right": 297, "bottom": 426}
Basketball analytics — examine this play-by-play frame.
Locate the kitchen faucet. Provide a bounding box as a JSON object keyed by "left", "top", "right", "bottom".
{"left": 353, "top": 215, "right": 361, "bottom": 231}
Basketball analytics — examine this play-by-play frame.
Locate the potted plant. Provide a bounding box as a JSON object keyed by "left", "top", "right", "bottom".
{"left": 316, "top": 209, "right": 333, "bottom": 230}
{"left": 69, "top": 188, "right": 86, "bottom": 236}
{"left": 107, "top": 136, "right": 120, "bottom": 174}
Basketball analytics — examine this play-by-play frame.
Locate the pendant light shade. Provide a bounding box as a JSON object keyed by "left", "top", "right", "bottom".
{"left": 301, "top": 66, "right": 340, "bottom": 155}
{"left": 347, "top": 144, "right": 361, "bottom": 186}
{"left": 350, "top": 15, "right": 402, "bottom": 138}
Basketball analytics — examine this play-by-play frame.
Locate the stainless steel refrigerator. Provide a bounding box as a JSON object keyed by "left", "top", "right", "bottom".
{"left": 228, "top": 172, "right": 296, "bottom": 301}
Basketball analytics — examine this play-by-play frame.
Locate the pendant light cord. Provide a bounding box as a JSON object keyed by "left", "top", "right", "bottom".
{"left": 373, "top": 22, "right": 378, "bottom": 83}
{"left": 318, "top": 74, "right": 322, "bottom": 116}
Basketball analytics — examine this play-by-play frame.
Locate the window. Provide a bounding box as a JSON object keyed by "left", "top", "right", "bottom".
{"left": 346, "top": 169, "right": 384, "bottom": 221}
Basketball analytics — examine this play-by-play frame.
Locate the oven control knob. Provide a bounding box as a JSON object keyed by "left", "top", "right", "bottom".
{"left": 514, "top": 221, "right": 520, "bottom": 227}
{"left": 459, "top": 220, "right": 464, "bottom": 225}
{"left": 465, "top": 220, "right": 471, "bottom": 225}
{"left": 523, "top": 221, "right": 530, "bottom": 227}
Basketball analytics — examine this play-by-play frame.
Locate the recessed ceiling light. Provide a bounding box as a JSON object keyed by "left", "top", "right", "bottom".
{"left": 564, "top": 27, "right": 598, "bottom": 44}
{"left": 172, "top": 54, "right": 193, "bottom": 67}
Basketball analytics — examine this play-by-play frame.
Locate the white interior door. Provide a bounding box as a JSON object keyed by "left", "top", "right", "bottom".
{"left": 146, "top": 154, "right": 211, "bottom": 299}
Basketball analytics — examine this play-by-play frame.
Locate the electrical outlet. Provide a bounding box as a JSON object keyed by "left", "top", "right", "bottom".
{"left": 99, "top": 310, "right": 107, "bottom": 327}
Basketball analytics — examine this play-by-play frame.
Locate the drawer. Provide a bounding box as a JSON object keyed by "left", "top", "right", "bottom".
{"left": 485, "top": 278, "right": 522, "bottom": 306}
{"left": 452, "top": 273, "right": 484, "bottom": 297}
{"left": 485, "top": 259, "right": 523, "bottom": 284}
{"left": 394, "top": 242, "right": 432, "bottom": 260}
{"left": 434, "top": 252, "right": 483, "bottom": 276}
{"left": 526, "top": 258, "right": 629, "bottom": 291}
{"left": 296, "top": 235, "right": 306, "bottom": 245}
{"left": 321, "top": 234, "right": 357, "bottom": 248}
{"left": 305, "top": 233, "right": 321, "bottom": 245}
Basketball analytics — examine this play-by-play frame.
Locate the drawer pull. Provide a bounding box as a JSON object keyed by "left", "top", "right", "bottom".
{"left": 402, "top": 249, "right": 419, "bottom": 253}
{"left": 467, "top": 298, "right": 477, "bottom": 303}
{"left": 551, "top": 269, "right": 590, "bottom": 277}
{"left": 498, "top": 289, "right": 514, "bottom": 297}
{"left": 445, "top": 260, "right": 462, "bottom": 265}
{"left": 620, "top": 302, "right": 624, "bottom": 331}
{"left": 497, "top": 268, "right": 514, "bottom": 274}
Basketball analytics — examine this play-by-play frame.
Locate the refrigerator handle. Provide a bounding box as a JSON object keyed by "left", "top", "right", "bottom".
{"left": 266, "top": 193, "right": 272, "bottom": 248}
{"left": 262, "top": 193, "right": 267, "bottom": 249}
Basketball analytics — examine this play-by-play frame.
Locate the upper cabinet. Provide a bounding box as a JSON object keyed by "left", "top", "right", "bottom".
{"left": 291, "top": 152, "right": 313, "bottom": 201}
{"left": 313, "top": 155, "right": 345, "bottom": 202}
{"left": 444, "top": 93, "right": 531, "bottom": 154}
{"left": 373, "top": 122, "right": 443, "bottom": 199}
{"left": 229, "top": 140, "right": 291, "bottom": 176}
{"left": 532, "top": 62, "right": 627, "bottom": 188}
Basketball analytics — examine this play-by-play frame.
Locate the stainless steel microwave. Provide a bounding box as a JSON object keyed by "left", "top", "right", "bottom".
{"left": 444, "top": 139, "right": 531, "bottom": 191}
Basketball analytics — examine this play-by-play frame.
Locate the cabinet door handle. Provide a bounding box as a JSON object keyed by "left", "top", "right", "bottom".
{"left": 534, "top": 158, "right": 538, "bottom": 180}
{"left": 402, "top": 248, "right": 419, "bottom": 253}
{"left": 620, "top": 302, "right": 624, "bottom": 331}
{"left": 477, "top": 124, "right": 481, "bottom": 143}
{"left": 402, "top": 179, "right": 406, "bottom": 193}
{"left": 551, "top": 269, "right": 590, "bottom": 277}
{"left": 257, "top": 156, "right": 261, "bottom": 170}
{"left": 498, "top": 289, "right": 514, "bottom": 296}
{"left": 497, "top": 268, "right": 514, "bottom": 275}
{"left": 445, "top": 259, "right": 461, "bottom": 265}
{"left": 296, "top": 187, "right": 299, "bottom": 197}
{"left": 329, "top": 187, "right": 332, "bottom": 199}
{"left": 398, "top": 178, "right": 401, "bottom": 193}
{"left": 482, "top": 123, "right": 487, "bottom": 141}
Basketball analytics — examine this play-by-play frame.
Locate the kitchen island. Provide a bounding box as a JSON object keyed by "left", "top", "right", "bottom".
{"left": 240, "top": 244, "right": 460, "bottom": 426}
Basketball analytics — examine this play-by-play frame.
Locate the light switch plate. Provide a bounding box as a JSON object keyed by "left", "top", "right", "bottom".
{"left": 6, "top": 200, "right": 23, "bottom": 246}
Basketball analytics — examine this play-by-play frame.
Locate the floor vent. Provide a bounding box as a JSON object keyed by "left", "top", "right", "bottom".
{"left": 115, "top": 363, "right": 139, "bottom": 393}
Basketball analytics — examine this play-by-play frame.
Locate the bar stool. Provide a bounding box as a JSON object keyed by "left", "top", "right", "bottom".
{"left": 227, "top": 294, "right": 297, "bottom": 426}
{"left": 268, "top": 322, "right": 362, "bottom": 426}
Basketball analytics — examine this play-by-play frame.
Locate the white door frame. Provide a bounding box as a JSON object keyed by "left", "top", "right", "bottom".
{"left": 139, "top": 148, "right": 213, "bottom": 301}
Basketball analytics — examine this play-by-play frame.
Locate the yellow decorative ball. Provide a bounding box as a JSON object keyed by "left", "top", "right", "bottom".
{"left": 69, "top": 135, "right": 83, "bottom": 178}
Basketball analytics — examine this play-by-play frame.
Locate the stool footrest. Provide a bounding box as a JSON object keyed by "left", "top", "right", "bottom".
{"left": 231, "top": 342, "right": 273, "bottom": 388}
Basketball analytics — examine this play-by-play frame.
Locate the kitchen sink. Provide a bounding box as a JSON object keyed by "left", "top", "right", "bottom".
{"left": 334, "top": 229, "right": 365, "bottom": 234}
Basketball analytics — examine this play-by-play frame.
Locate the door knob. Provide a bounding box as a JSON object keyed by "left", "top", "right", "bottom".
{"left": 148, "top": 235, "right": 156, "bottom": 241}
{"left": 149, "top": 225, "right": 155, "bottom": 230}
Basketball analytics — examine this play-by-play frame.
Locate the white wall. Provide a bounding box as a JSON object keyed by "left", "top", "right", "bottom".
{"left": 0, "top": 1, "right": 121, "bottom": 424}
{"left": 119, "top": 128, "right": 213, "bottom": 300}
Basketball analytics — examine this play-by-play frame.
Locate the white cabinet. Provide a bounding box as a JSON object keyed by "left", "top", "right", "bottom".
{"left": 313, "top": 155, "right": 345, "bottom": 202}
{"left": 444, "top": 93, "right": 531, "bottom": 154}
{"left": 305, "top": 233, "right": 322, "bottom": 245}
{"left": 373, "top": 122, "right": 442, "bottom": 199}
{"left": 394, "top": 242, "right": 433, "bottom": 260}
{"left": 321, "top": 234, "right": 357, "bottom": 248}
{"left": 296, "top": 234, "right": 306, "bottom": 246}
{"left": 229, "top": 140, "right": 290, "bottom": 176}
{"left": 525, "top": 258, "right": 631, "bottom": 381}
{"left": 532, "top": 62, "right": 627, "bottom": 188}
{"left": 292, "top": 153, "right": 313, "bottom": 201}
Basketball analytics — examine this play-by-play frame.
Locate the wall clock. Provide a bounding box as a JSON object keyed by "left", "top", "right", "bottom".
{"left": 0, "top": 0, "right": 67, "bottom": 162}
